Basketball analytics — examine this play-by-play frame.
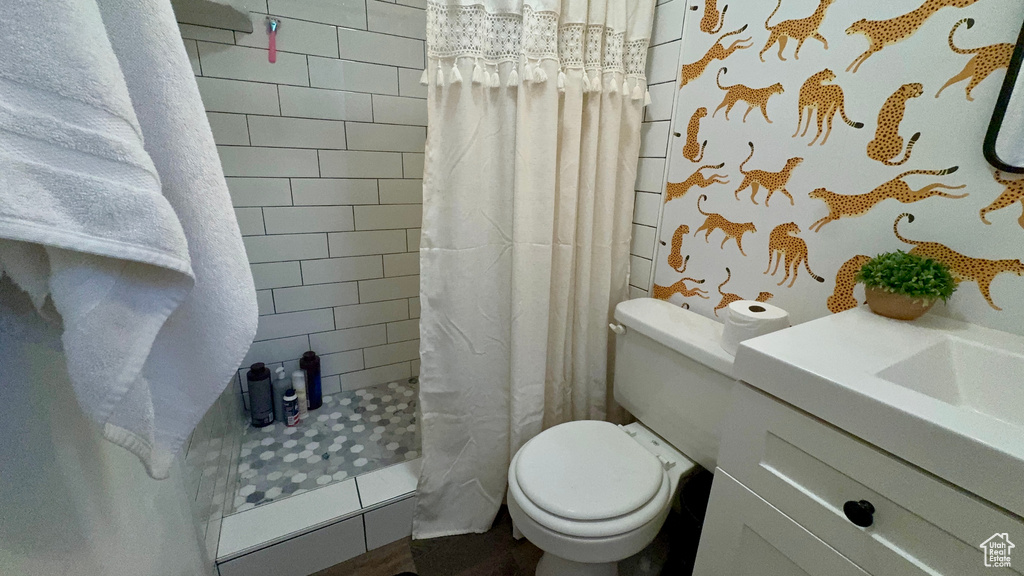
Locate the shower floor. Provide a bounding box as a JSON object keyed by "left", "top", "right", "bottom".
{"left": 230, "top": 378, "right": 420, "bottom": 513}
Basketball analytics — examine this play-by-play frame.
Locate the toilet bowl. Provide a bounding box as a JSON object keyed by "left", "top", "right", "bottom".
{"left": 508, "top": 421, "right": 694, "bottom": 576}
{"left": 507, "top": 298, "right": 739, "bottom": 575}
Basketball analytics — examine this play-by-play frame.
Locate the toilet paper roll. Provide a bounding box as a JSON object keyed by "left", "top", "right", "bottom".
{"left": 720, "top": 300, "right": 791, "bottom": 355}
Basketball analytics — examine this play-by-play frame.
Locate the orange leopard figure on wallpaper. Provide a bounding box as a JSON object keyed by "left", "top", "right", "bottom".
{"left": 808, "top": 167, "right": 966, "bottom": 232}
{"left": 765, "top": 222, "right": 825, "bottom": 288}
{"left": 845, "top": 0, "right": 984, "bottom": 74}
{"left": 713, "top": 68, "right": 784, "bottom": 123}
{"left": 734, "top": 141, "right": 803, "bottom": 207}
{"left": 713, "top": 267, "right": 774, "bottom": 316}
{"left": 827, "top": 255, "right": 871, "bottom": 313}
{"left": 680, "top": 25, "right": 752, "bottom": 88}
{"left": 665, "top": 163, "right": 729, "bottom": 203}
{"left": 936, "top": 18, "right": 1014, "bottom": 102}
{"left": 652, "top": 277, "right": 710, "bottom": 301}
{"left": 660, "top": 226, "right": 691, "bottom": 273}
{"left": 759, "top": 0, "right": 836, "bottom": 62}
{"left": 794, "top": 69, "right": 864, "bottom": 146}
{"left": 694, "top": 194, "right": 757, "bottom": 256}
{"left": 894, "top": 213, "right": 1024, "bottom": 310}
{"left": 980, "top": 171, "right": 1024, "bottom": 229}
{"left": 867, "top": 83, "right": 923, "bottom": 166}
{"left": 681, "top": 107, "right": 709, "bottom": 163}
{"left": 691, "top": 0, "right": 728, "bottom": 34}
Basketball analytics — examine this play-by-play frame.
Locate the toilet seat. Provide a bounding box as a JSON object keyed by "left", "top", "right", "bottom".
{"left": 509, "top": 421, "right": 672, "bottom": 538}
{"left": 516, "top": 420, "right": 665, "bottom": 520}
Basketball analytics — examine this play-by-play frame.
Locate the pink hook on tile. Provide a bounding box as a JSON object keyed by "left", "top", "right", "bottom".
{"left": 267, "top": 19, "right": 279, "bottom": 63}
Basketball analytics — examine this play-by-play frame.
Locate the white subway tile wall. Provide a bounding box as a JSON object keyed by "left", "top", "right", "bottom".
{"left": 179, "top": 1, "right": 423, "bottom": 394}
{"left": 632, "top": 0, "right": 683, "bottom": 296}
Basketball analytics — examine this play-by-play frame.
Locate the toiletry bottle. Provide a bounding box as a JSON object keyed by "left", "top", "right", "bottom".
{"left": 300, "top": 351, "right": 323, "bottom": 410}
{"left": 247, "top": 362, "right": 274, "bottom": 427}
{"left": 283, "top": 388, "right": 299, "bottom": 427}
{"left": 291, "top": 370, "right": 309, "bottom": 420}
{"left": 272, "top": 366, "right": 290, "bottom": 423}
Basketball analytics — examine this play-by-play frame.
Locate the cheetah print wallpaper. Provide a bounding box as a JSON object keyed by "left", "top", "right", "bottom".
{"left": 652, "top": 0, "right": 1024, "bottom": 336}
{"left": 692, "top": 0, "right": 729, "bottom": 35}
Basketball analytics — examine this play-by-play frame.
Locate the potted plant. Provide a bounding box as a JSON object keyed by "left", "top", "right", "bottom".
{"left": 855, "top": 251, "right": 957, "bottom": 320}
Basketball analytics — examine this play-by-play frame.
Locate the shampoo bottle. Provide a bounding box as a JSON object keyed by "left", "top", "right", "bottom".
{"left": 272, "top": 366, "right": 290, "bottom": 423}
{"left": 283, "top": 388, "right": 299, "bottom": 427}
{"left": 300, "top": 351, "right": 323, "bottom": 410}
{"left": 291, "top": 370, "right": 309, "bottom": 420}
{"left": 247, "top": 362, "right": 274, "bottom": 427}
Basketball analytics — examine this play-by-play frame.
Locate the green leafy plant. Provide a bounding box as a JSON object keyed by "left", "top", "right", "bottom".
{"left": 856, "top": 251, "right": 957, "bottom": 303}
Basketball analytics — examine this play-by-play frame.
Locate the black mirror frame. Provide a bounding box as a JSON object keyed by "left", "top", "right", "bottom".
{"left": 984, "top": 19, "right": 1024, "bottom": 174}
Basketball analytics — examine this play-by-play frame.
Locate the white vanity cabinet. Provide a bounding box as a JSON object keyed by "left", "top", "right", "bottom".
{"left": 694, "top": 384, "right": 1024, "bottom": 576}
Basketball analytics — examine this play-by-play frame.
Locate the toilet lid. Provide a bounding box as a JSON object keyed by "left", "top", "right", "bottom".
{"left": 515, "top": 421, "right": 665, "bottom": 521}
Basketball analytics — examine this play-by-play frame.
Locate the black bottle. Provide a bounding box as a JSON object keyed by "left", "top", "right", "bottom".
{"left": 247, "top": 362, "right": 274, "bottom": 427}
{"left": 300, "top": 351, "right": 323, "bottom": 410}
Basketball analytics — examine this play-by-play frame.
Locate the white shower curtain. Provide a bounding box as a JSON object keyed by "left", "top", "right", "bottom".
{"left": 415, "top": 0, "right": 656, "bottom": 537}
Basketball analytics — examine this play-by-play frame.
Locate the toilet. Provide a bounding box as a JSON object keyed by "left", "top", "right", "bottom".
{"left": 507, "top": 298, "right": 738, "bottom": 576}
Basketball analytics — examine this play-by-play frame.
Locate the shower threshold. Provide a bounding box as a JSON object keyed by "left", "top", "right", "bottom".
{"left": 215, "top": 457, "right": 421, "bottom": 576}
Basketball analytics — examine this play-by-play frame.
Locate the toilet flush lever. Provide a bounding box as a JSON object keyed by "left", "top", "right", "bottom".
{"left": 609, "top": 323, "right": 626, "bottom": 335}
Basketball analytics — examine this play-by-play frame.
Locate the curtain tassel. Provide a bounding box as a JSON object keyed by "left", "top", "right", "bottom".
{"left": 581, "top": 71, "right": 592, "bottom": 93}
{"left": 524, "top": 61, "right": 534, "bottom": 83}
{"left": 490, "top": 69, "right": 501, "bottom": 88}
{"left": 507, "top": 65, "right": 519, "bottom": 87}
{"left": 557, "top": 69, "right": 566, "bottom": 92}
{"left": 435, "top": 66, "right": 444, "bottom": 87}
{"left": 419, "top": 68, "right": 429, "bottom": 86}
{"left": 450, "top": 61, "right": 463, "bottom": 85}
{"left": 608, "top": 74, "right": 618, "bottom": 95}
{"left": 622, "top": 78, "right": 629, "bottom": 95}
{"left": 643, "top": 87, "right": 652, "bottom": 107}
{"left": 533, "top": 63, "right": 547, "bottom": 84}
{"left": 631, "top": 81, "right": 645, "bottom": 101}
{"left": 471, "top": 59, "right": 484, "bottom": 85}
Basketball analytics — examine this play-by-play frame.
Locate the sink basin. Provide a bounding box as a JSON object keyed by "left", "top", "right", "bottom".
{"left": 733, "top": 306, "right": 1024, "bottom": 518}
{"left": 876, "top": 336, "right": 1024, "bottom": 427}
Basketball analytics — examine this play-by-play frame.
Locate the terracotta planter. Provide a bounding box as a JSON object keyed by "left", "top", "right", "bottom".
{"left": 864, "top": 286, "right": 936, "bottom": 321}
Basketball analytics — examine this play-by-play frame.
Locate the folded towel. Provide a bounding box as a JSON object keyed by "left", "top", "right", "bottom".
{"left": 0, "top": 0, "right": 258, "bottom": 478}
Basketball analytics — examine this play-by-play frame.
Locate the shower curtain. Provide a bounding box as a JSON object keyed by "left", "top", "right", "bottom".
{"left": 415, "top": 0, "right": 656, "bottom": 537}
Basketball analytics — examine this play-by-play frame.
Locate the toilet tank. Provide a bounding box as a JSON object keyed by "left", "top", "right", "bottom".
{"left": 613, "top": 298, "right": 736, "bottom": 472}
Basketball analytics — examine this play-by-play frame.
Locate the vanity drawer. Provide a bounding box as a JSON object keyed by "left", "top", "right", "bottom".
{"left": 694, "top": 470, "right": 869, "bottom": 576}
{"left": 719, "top": 384, "right": 1024, "bottom": 576}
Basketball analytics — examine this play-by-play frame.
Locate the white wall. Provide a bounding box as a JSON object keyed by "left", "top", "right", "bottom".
{"left": 0, "top": 279, "right": 213, "bottom": 576}
{"left": 631, "top": 0, "right": 688, "bottom": 298}
{"left": 177, "top": 0, "right": 427, "bottom": 405}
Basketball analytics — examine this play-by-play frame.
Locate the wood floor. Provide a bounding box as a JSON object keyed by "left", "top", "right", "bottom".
{"left": 312, "top": 508, "right": 542, "bottom": 576}
{"left": 315, "top": 469, "right": 712, "bottom": 576}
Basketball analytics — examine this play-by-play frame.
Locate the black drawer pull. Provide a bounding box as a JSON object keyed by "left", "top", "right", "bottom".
{"left": 843, "top": 500, "right": 875, "bottom": 527}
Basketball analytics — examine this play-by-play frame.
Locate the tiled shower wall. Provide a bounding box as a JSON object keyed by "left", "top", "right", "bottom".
{"left": 177, "top": 0, "right": 426, "bottom": 402}
{"left": 183, "top": 377, "right": 246, "bottom": 565}
{"left": 631, "top": 0, "right": 685, "bottom": 298}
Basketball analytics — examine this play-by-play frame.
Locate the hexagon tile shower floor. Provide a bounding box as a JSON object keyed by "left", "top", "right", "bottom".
{"left": 231, "top": 378, "right": 421, "bottom": 513}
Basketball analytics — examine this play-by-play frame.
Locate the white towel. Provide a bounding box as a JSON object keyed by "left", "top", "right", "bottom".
{"left": 0, "top": 0, "right": 258, "bottom": 478}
